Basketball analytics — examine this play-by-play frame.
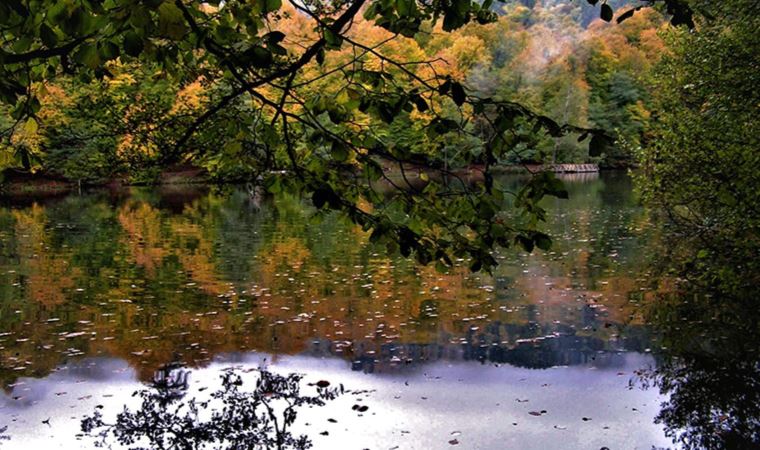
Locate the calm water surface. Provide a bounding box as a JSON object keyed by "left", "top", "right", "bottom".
{"left": 0, "top": 172, "right": 673, "bottom": 448}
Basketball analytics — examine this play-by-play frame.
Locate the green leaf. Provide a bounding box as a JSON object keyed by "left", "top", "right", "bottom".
{"left": 516, "top": 235, "right": 534, "bottom": 253}
{"left": 267, "top": 44, "right": 288, "bottom": 56}
{"left": 396, "top": 0, "right": 415, "bottom": 17}
{"left": 330, "top": 141, "right": 349, "bottom": 162}
{"left": 477, "top": 199, "right": 495, "bottom": 219}
{"left": 442, "top": 11, "right": 463, "bottom": 32}
{"left": 73, "top": 44, "right": 101, "bottom": 69}
{"left": 247, "top": 46, "right": 273, "bottom": 68}
{"left": 534, "top": 233, "right": 552, "bottom": 251}
{"left": 20, "top": 150, "right": 30, "bottom": 170}
{"left": 47, "top": 2, "right": 67, "bottom": 26}
{"left": 39, "top": 23, "right": 58, "bottom": 48}
{"left": 600, "top": 4, "right": 613, "bottom": 22}
{"left": 411, "top": 94, "right": 428, "bottom": 112}
{"left": 129, "top": 7, "right": 152, "bottom": 29}
{"left": 324, "top": 29, "right": 343, "bottom": 49}
{"left": 99, "top": 41, "right": 120, "bottom": 61}
{"left": 62, "top": 7, "right": 87, "bottom": 35}
{"left": 157, "top": 2, "right": 187, "bottom": 40}
{"left": 12, "top": 36, "right": 32, "bottom": 53}
{"left": 451, "top": 81, "right": 466, "bottom": 106}
{"left": 28, "top": 97, "right": 41, "bottom": 114}
{"left": 438, "top": 79, "right": 451, "bottom": 95}
{"left": 316, "top": 47, "right": 325, "bottom": 65}
{"left": 263, "top": 0, "right": 282, "bottom": 14}
{"left": 265, "top": 31, "right": 286, "bottom": 43}
{"left": 124, "top": 31, "right": 144, "bottom": 57}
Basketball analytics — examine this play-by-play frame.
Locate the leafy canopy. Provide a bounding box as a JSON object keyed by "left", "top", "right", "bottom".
{"left": 0, "top": 0, "right": 690, "bottom": 271}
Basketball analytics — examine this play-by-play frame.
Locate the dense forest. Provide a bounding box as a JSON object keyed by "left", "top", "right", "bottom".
{"left": 1, "top": 0, "right": 666, "bottom": 185}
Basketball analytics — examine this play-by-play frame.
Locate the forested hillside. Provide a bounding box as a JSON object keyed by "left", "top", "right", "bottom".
{"left": 0, "top": 0, "right": 664, "bottom": 184}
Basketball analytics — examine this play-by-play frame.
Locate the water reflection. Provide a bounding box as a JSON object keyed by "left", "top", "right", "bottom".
{"left": 1, "top": 172, "right": 757, "bottom": 448}
{"left": 0, "top": 174, "right": 653, "bottom": 387}
{"left": 2, "top": 353, "right": 670, "bottom": 450}
{"left": 635, "top": 227, "right": 760, "bottom": 449}
{"left": 1, "top": 173, "right": 706, "bottom": 448}
{"left": 81, "top": 366, "right": 343, "bottom": 450}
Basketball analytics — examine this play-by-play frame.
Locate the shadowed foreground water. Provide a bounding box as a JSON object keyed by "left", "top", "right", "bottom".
{"left": 0, "top": 173, "right": 684, "bottom": 448}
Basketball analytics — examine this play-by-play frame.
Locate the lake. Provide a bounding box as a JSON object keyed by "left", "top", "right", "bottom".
{"left": 0, "top": 172, "right": 686, "bottom": 448}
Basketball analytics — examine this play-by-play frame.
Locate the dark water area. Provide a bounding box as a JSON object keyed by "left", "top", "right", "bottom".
{"left": 0, "top": 172, "right": 755, "bottom": 449}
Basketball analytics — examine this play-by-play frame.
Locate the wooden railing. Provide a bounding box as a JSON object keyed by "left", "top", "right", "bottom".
{"left": 546, "top": 163, "right": 599, "bottom": 173}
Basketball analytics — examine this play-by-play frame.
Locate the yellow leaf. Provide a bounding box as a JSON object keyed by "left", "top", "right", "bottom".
{"left": 24, "top": 118, "right": 38, "bottom": 134}
{"left": 335, "top": 90, "right": 349, "bottom": 105}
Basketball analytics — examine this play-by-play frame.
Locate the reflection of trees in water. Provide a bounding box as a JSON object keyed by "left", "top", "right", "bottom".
{"left": 81, "top": 367, "right": 343, "bottom": 450}
{"left": 638, "top": 356, "right": 760, "bottom": 449}
{"left": 637, "top": 235, "right": 760, "bottom": 449}
{"left": 151, "top": 362, "right": 191, "bottom": 404}
{"left": 306, "top": 320, "right": 653, "bottom": 373}
{"left": 0, "top": 176, "right": 653, "bottom": 386}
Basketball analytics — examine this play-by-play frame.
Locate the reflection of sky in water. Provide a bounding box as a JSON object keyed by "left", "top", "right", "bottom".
{"left": 0, "top": 173, "right": 670, "bottom": 446}
{"left": 1, "top": 353, "right": 669, "bottom": 449}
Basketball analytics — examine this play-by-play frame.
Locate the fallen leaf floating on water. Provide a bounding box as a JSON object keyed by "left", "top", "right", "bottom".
{"left": 63, "top": 332, "right": 87, "bottom": 339}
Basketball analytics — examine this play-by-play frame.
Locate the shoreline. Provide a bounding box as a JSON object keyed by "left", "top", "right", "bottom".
{"left": 0, "top": 163, "right": 629, "bottom": 198}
